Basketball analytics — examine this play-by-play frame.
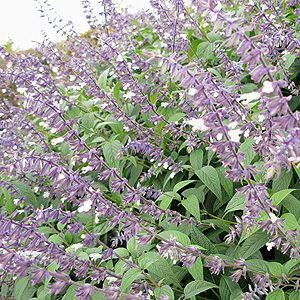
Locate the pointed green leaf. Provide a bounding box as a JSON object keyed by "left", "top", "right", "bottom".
{"left": 282, "top": 195, "right": 300, "bottom": 220}
{"left": 173, "top": 180, "right": 196, "bottom": 194}
{"left": 289, "top": 290, "right": 300, "bottom": 300}
{"left": 113, "top": 81, "right": 123, "bottom": 107}
{"left": 219, "top": 276, "right": 242, "bottom": 300}
{"left": 272, "top": 169, "right": 293, "bottom": 192}
{"left": 245, "top": 259, "right": 269, "bottom": 273}
{"left": 196, "top": 166, "right": 222, "bottom": 202}
{"left": 197, "top": 42, "right": 210, "bottom": 57}
{"left": 12, "top": 181, "right": 38, "bottom": 208}
{"left": 188, "top": 257, "right": 203, "bottom": 281}
{"left": 154, "top": 285, "right": 174, "bottom": 300}
{"left": 265, "top": 289, "right": 284, "bottom": 300}
{"left": 182, "top": 194, "right": 201, "bottom": 221}
{"left": 62, "top": 285, "right": 77, "bottom": 300}
{"left": 97, "top": 68, "right": 110, "bottom": 91}
{"left": 272, "top": 189, "right": 296, "bottom": 206}
{"left": 225, "top": 192, "right": 245, "bottom": 214}
{"left": 190, "top": 149, "right": 203, "bottom": 170}
{"left": 184, "top": 280, "right": 218, "bottom": 299}
{"left": 283, "top": 259, "right": 300, "bottom": 275}
{"left": 138, "top": 252, "right": 181, "bottom": 288}
{"left": 281, "top": 213, "right": 300, "bottom": 238}
{"left": 103, "top": 140, "right": 122, "bottom": 168}
{"left": 216, "top": 167, "right": 233, "bottom": 198}
{"left": 268, "top": 262, "right": 284, "bottom": 277}
{"left": 239, "top": 138, "right": 256, "bottom": 166}
{"left": 191, "top": 225, "right": 218, "bottom": 255}
{"left": 120, "top": 268, "right": 141, "bottom": 292}
{"left": 240, "top": 231, "right": 268, "bottom": 259}
{"left": 82, "top": 113, "right": 95, "bottom": 129}
{"left": 182, "top": 188, "right": 205, "bottom": 203}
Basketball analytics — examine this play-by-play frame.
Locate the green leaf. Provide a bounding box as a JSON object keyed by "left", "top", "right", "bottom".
{"left": 207, "top": 67, "right": 222, "bottom": 78}
{"left": 197, "top": 42, "right": 210, "bottom": 57}
{"left": 293, "top": 164, "right": 300, "bottom": 179}
{"left": 91, "top": 291, "right": 105, "bottom": 300}
{"left": 37, "top": 286, "right": 51, "bottom": 300}
{"left": 184, "top": 280, "right": 218, "bottom": 299}
{"left": 138, "top": 66, "right": 160, "bottom": 81}
{"left": 245, "top": 259, "right": 269, "bottom": 273}
{"left": 188, "top": 39, "right": 202, "bottom": 57}
{"left": 67, "top": 106, "right": 80, "bottom": 118}
{"left": 82, "top": 113, "right": 95, "bottom": 129}
{"left": 120, "top": 268, "right": 141, "bottom": 292}
{"left": 284, "top": 259, "right": 300, "bottom": 275}
{"left": 272, "top": 169, "right": 293, "bottom": 192}
{"left": 225, "top": 192, "right": 245, "bottom": 214}
{"left": 168, "top": 112, "right": 186, "bottom": 122}
{"left": 265, "top": 289, "right": 285, "bottom": 300}
{"left": 5, "top": 195, "right": 14, "bottom": 214}
{"left": 242, "top": 83, "right": 257, "bottom": 93}
{"left": 240, "top": 231, "right": 269, "bottom": 259}
{"left": 216, "top": 167, "right": 233, "bottom": 198}
{"left": 138, "top": 252, "right": 181, "bottom": 288}
{"left": 188, "top": 257, "right": 203, "bottom": 281}
{"left": 57, "top": 221, "right": 66, "bottom": 231}
{"left": 45, "top": 261, "right": 59, "bottom": 286}
{"left": 62, "top": 285, "right": 77, "bottom": 300}
{"left": 289, "top": 290, "right": 300, "bottom": 300}
{"left": 57, "top": 83, "right": 67, "bottom": 94}
{"left": 190, "top": 149, "right": 203, "bottom": 170}
{"left": 191, "top": 225, "right": 218, "bottom": 255}
{"left": 182, "top": 188, "right": 205, "bottom": 203}
{"left": 219, "top": 276, "right": 242, "bottom": 300}
{"left": 103, "top": 140, "right": 122, "bottom": 168}
{"left": 65, "top": 230, "right": 73, "bottom": 244}
{"left": 97, "top": 68, "right": 110, "bottom": 91}
{"left": 114, "top": 247, "right": 129, "bottom": 258}
{"left": 95, "top": 121, "right": 120, "bottom": 128}
{"left": 13, "top": 276, "right": 35, "bottom": 299}
{"left": 272, "top": 189, "right": 296, "bottom": 206}
{"left": 196, "top": 166, "right": 222, "bottom": 202}
{"left": 173, "top": 180, "right": 196, "bottom": 194}
{"left": 115, "top": 260, "right": 127, "bottom": 275}
{"left": 281, "top": 213, "right": 300, "bottom": 240}
{"left": 129, "top": 164, "right": 143, "bottom": 186}
{"left": 268, "top": 262, "right": 284, "bottom": 276}
{"left": 150, "top": 92, "right": 160, "bottom": 105}
{"left": 204, "top": 43, "right": 214, "bottom": 59}
{"left": 207, "top": 150, "right": 215, "bottom": 165}
{"left": 181, "top": 194, "right": 201, "bottom": 221}
{"left": 154, "top": 285, "right": 174, "bottom": 300}
{"left": 282, "top": 194, "right": 300, "bottom": 220}
{"left": 207, "top": 32, "right": 221, "bottom": 43}
{"left": 12, "top": 181, "right": 38, "bottom": 208}
{"left": 113, "top": 81, "right": 123, "bottom": 107}
{"left": 284, "top": 53, "right": 296, "bottom": 69}
{"left": 239, "top": 138, "right": 256, "bottom": 166}
{"left": 127, "top": 156, "right": 137, "bottom": 167}
{"left": 38, "top": 226, "right": 56, "bottom": 234}
{"left": 13, "top": 277, "right": 30, "bottom": 299}
{"left": 127, "top": 236, "right": 138, "bottom": 254}
{"left": 158, "top": 230, "right": 191, "bottom": 246}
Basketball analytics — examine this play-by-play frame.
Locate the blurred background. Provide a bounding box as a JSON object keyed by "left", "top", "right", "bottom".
{"left": 0, "top": 0, "right": 151, "bottom": 50}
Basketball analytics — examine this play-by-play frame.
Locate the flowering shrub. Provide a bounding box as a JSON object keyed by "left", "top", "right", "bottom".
{"left": 1, "top": 0, "right": 300, "bottom": 299}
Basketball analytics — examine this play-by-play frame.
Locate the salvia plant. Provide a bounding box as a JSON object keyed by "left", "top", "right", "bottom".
{"left": 1, "top": 0, "right": 300, "bottom": 299}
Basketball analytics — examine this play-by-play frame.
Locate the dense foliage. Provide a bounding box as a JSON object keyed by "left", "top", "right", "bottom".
{"left": 1, "top": 0, "right": 300, "bottom": 299}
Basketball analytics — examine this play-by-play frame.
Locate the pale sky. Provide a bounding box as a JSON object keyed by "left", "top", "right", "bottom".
{"left": 0, "top": 0, "right": 151, "bottom": 50}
